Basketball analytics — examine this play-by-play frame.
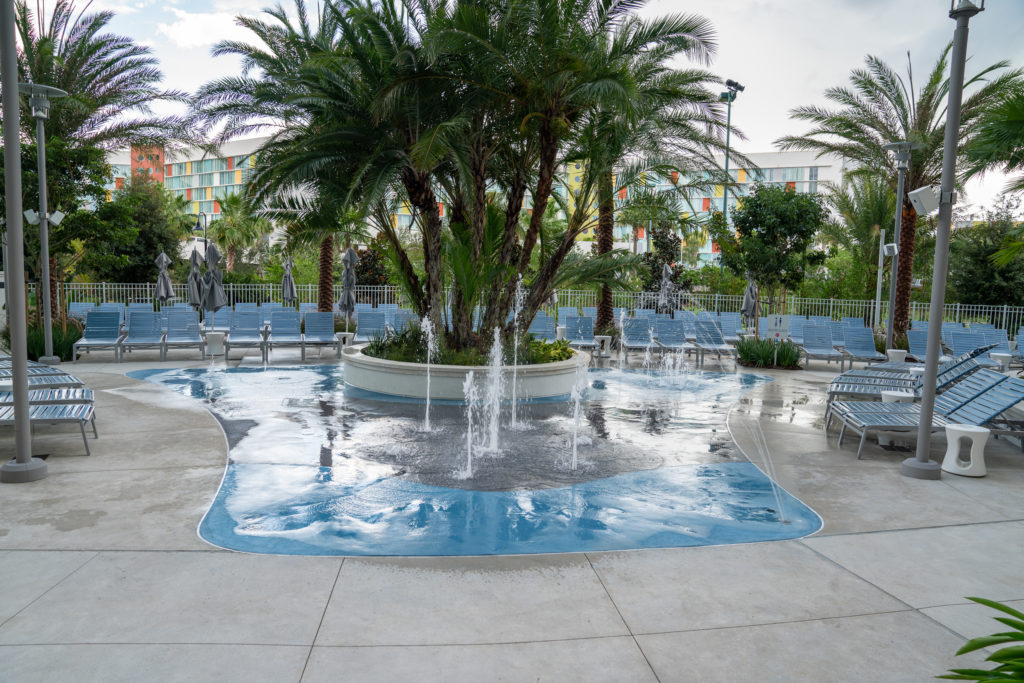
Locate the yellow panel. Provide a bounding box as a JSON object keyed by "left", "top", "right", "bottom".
{"left": 234, "top": 169, "right": 242, "bottom": 184}
{"left": 192, "top": 202, "right": 199, "bottom": 213}
{"left": 714, "top": 185, "right": 723, "bottom": 198}
{"left": 186, "top": 162, "right": 192, "bottom": 175}
{"left": 738, "top": 169, "right": 746, "bottom": 183}
{"left": 736, "top": 197, "right": 744, "bottom": 209}
{"left": 681, "top": 211, "right": 690, "bottom": 218}
{"left": 206, "top": 187, "right": 212, "bottom": 200}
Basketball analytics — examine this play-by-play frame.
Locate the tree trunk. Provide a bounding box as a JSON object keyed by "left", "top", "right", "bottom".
{"left": 318, "top": 235, "right": 334, "bottom": 312}
{"left": 401, "top": 168, "right": 444, "bottom": 330}
{"left": 596, "top": 171, "right": 615, "bottom": 330}
{"left": 518, "top": 120, "right": 557, "bottom": 273}
{"left": 892, "top": 203, "right": 918, "bottom": 336}
{"left": 227, "top": 245, "right": 236, "bottom": 273}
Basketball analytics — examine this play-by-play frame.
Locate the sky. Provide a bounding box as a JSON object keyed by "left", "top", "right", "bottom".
{"left": 90, "top": 0, "right": 1024, "bottom": 213}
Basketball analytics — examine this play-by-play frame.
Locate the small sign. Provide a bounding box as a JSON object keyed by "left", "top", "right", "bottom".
{"left": 763, "top": 315, "right": 789, "bottom": 341}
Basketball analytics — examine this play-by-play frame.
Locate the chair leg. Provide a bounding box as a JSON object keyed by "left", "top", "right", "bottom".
{"left": 838, "top": 422, "right": 847, "bottom": 446}
{"left": 856, "top": 430, "right": 867, "bottom": 459}
{"left": 80, "top": 421, "right": 91, "bottom": 456}
{"left": 91, "top": 416, "right": 98, "bottom": 438}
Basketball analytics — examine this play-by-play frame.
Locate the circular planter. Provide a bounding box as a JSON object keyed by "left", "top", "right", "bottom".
{"left": 342, "top": 344, "right": 589, "bottom": 401}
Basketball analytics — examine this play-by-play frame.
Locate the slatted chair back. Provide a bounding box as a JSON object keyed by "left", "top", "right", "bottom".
{"left": 655, "top": 319, "right": 687, "bottom": 346}
{"left": 355, "top": 311, "right": 387, "bottom": 341}
{"left": 83, "top": 311, "right": 123, "bottom": 341}
{"left": 304, "top": 312, "right": 336, "bottom": 342}
{"left": 527, "top": 315, "right": 556, "bottom": 342}
{"left": 166, "top": 311, "right": 201, "bottom": 340}
{"left": 695, "top": 320, "right": 727, "bottom": 346}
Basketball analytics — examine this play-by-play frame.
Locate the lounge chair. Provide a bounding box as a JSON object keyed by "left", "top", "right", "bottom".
{"left": 0, "top": 388, "right": 95, "bottom": 405}
{"left": 951, "top": 332, "right": 1001, "bottom": 369}
{"left": 234, "top": 302, "right": 259, "bottom": 313}
{"left": 118, "top": 312, "right": 165, "bottom": 361}
{"left": 126, "top": 302, "right": 153, "bottom": 316}
{"left": 800, "top": 324, "right": 845, "bottom": 371}
{"left": 97, "top": 303, "right": 126, "bottom": 327}
{"left": 620, "top": 318, "right": 654, "bottom": 358}
{"left": 826, "top": 351, "right": 989, "bottom": 404}
{"left": 527, "top": 315, "right": 557, "bottom": 343}
{"left": 73, "top": 311, "right": 124, "bottom": 363}
{"left": 906, "top": 329, "right": 948, "bottom": 363}
{"left": 718, "top": 312, "right": 743, "bottom": 344}
{"left": 298, "top": 303, "right": 318, "bottom": 320}
{"left": 0, "top": 364, "right": 70, "bottom": 377}
{"left": 260, "top": 302, "right": 285, "bottom": 325}
{"left": 162, "top": 311, "right": 205, "bottom": 361}
{"left": 633, "top": 308, "right": 655, "bottom": 319}
{"left": 842, "top": 317, "right": 865, "bottom": 328}
{"left": 841, "top": 326, "right": 886, "bottom": 364}
{"left": 25, "top": 374, "right": 85, "bottom": 390}
{"left": 582, "top": 306, "right": 597, "bottom": 318}
{"left": 354, "top": 311, "right": 387, "bottom": 343}
{"left": 67, "top": 302, "right": 96, "bottom": 322}
{"left": 788, "top": 316, "right": 806, "bottom": 345}
{"left": 563, "top": 316, "right": 598, "bottom": 350}
{"left": 655, "top": 319, "right": 694, "bottom": 353}
{"left": 0, "top": 403, "right": 97, "bottom": 456}
{"left": 557, "top": 307, "right": 578, "bottom": 323}
{"left": 390, "top": 309, "right": 418, "bottom": 333}
{"left": 830, "top": 373, "right": 1024, "bottom": 459}
{"left": 304, "top": 312, "right": 341, "bottom": 358}
{"left": 266, "top": 310, "right": 304, "bottom": 360}
{"left": 225, "top": 311, "right": 267, "bottom": 362}
{"left": 694, "top": 320, "right": 735, "bottom": 366}
{"left": 203, "top": 309, "right": 230, "bottom": 332}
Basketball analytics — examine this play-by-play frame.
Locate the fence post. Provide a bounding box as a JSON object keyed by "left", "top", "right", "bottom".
{"left": 829, "top": 299, "right": 834, "bottom": 320}
{"left": 1002, "top": 304, "right": 1008, "bottom": 331}
{"left": 955, "top": 302, "right": 961, "bottom": 324}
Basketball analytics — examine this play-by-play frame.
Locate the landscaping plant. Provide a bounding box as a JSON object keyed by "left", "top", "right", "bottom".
{"left": 940, "top": 597, "right": 1024, "bottom": 681}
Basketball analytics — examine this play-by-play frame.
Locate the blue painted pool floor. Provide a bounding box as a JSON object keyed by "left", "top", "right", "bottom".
{"left": 130, "top": 365, "right": 821, "bottom": 555}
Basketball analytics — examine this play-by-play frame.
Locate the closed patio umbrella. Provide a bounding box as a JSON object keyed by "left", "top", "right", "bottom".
{"left": 281, "top": 255, "right": 298, "bottom": 306}
{"left": 187, "top": 249, "right": 204, "bottom": 310}
{"left": 154, "top": 252, "right": 174, "bottom": 302}
{"left": 339, "top": 247, "right": 360, "bottom": 327}
{"left": 201, "top": 243, "right": 228, "bottom": 314}
{"left": 741, "top": 274, "right": 759, "bottom": 333}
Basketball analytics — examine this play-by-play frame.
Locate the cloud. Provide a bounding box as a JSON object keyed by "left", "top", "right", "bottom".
{"left": 156, "top": 7, "right": 258, "bottom": 49}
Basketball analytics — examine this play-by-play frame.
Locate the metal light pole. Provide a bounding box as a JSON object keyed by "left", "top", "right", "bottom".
{"left": 194, "top": 211, "right": 209, "bottom": 249}
{"left": 719, "top": 79, "right": 745, "bottom": 224}
{"left": 882, "top": 141, "right": 915, "bottom": 349}
{"left": 1, "top": 0, "right": 47, "bottom": 482}
{"left": 904, "top": 0, "right": 984, "bottom": 480}
{"left": 874, "top": 230, "right": 885, "bottom": 330}
{"left": 19, "top": 83, "right": 68, "bottom": 365}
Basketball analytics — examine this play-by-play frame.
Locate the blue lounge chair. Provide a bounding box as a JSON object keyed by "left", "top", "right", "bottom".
{"left": 163, "top": 311, "right": 205, "bottom": 361}
{"left": 788, "top": 317, "right": 806, "bottom": 345}
{"left": 390, "top": 309, "right": 418, "bottom": 333}
{"left": 234, "top": 302, "right": 259, "bottom": 313}
{"left": 260, "top": 302, "right": 285, "bottom": 325}
{"left": 612, "top": 307, "right": 626, "bottom": 321}
{"left": 801, "top": 324, "right": 845, "bottom": 371}
{"left": 911, "top": 319, "right": 929, "bottom": 330}
{"left": 831, "top": 374, "right": 1024, "bottom": 459}
{"left": 527, "top": 315, "right": 557, "bottom": 343}
{"left": 203, "top": 309, "right": 230, "bottom": 332}
{"left": 0, "top": 403, "right": 97, "bottom": 456}
{"left": 0, "top": 388, "right": 95, "bottom": 406}
{"left": 24, "top": 374, "right": 85, "bottom": 390}
{"left": 267, "top": 310, "right": 304, "bottom": 360}
{"left": 304, "top": 312, "right": 340, "bottom": 358}
{"left": 621, "top": 318, "right": 654, "bottom": 357}
{"left": 696, "top": 310, "right": 716, "bottom": 321}
{"left": 655, "top": 319, "right": 694, "bottom": 353}
{"left": 582, "top": 306, "right": 597, "bottom": 319}
{"left": 951, "top": 332, "right": 1001, "bottom": 369}
{"left": 73, "top": 311, "right": 124, "bottom": 362}
{"left": 298, "top": 303, "right": 318, "bottom": 319}
{"left": 354, "top": 311, "right": 387, "bottom": 343}
{"left": 841, "top": 326, "right": 885, "bottom": 364}
{"left": 633, "top": 308, "right": 655, "bottom": 319}
{"left": 557, "top": 306, "right": 578, "bottom": 323}
{"left": 0, "top": 365, "right": 71, "bottom": 378}
{"left": 826, "top": 350, "right": 990, "bottom": 403}
{"left": 564, "top": 316, "right": 598, "bottom": 350}
{"left": 694, "top": 320, "right": 735, "bottom": 366}
{"left": 67, "top": 302, "right": 96, "bottom": 321}
{"left": 718, "top": 312, "right": 743, "bottom": 343}
{"left": 118, "top": 312, "right": 165, "bottom": 361}
{"left": 127, "top": 302, "right": 153, "bottom": 315}
{"left": 225, "top": 311, "right": 266, "bottom": 361}
{"left": 842, "top": 317, "right": 865, "bottom": 327}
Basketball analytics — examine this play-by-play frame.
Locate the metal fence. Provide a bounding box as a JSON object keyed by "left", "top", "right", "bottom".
{"left": 29, "top": 282, "right": 1024, "bottom": 335}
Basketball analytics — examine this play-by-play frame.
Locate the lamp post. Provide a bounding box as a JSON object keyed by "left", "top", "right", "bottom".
{"left": 194, "top": 211, "right": 209, "bottom": 250}
{"left": 904, "top": 0, "right": 985, "bottom": 480}
{"left": 719, "top": 79, "right": 745, "bottom": 224}
{"left": 1, "top": 0, "right": 47, "bottom": 482}
{"left": 18, "top": 82, "right": 68, "bottom": 366}
{"left": 881, "top": 141, "right": 917, "bottom": 349}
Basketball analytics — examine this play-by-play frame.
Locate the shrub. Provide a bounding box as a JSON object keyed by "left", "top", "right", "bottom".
{"left": 363, "top": 325, "right": 573, "bottom": 366}
{"left": 735, "top": 337, "right": 801, "bottom": 369}
{"left": 1, "top": 320, "right": 83, "bottom": 362}
{"left": 940, "top": 597, "right": 1024, "bottom": 681}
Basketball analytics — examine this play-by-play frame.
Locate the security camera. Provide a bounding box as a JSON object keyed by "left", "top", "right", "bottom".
{"left": 907, "top": 186, "right": 940, "bottom": 216}
{"left": 883, "top": 243, "right": 898, "bottom": 257}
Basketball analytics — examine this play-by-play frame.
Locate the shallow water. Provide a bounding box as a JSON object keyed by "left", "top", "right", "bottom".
{"left": 130, "top": 365, "right": 821, "bottom": 555}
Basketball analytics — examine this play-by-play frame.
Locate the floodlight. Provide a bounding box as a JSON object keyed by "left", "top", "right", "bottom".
{"left": 23, "top": 209, "right": 39, "bottom": 225}
{"left": 908, "top": 186, "right": 940, "bottom": 216}
{"left": 883, "top": 243, "right": 898, "bottom": 257}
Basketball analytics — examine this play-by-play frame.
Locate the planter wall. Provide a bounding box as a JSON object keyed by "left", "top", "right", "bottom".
{"left": 343, "top": 345, "right": 589, "bottom": 401}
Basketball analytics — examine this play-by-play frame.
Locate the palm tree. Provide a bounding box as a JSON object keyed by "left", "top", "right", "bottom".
{"left": 966, "top": 88, "right": 1024, "bottom": 195}
{"left": 820, "top": 174, "right": 895, "bottom": 300}
{"left": 207, "top": 194, "right": 271, "bottom": 272}
{"left": 777, "top": 46, "right": 1022, "bottom": 335}
{"left": 14, "top": 0, "right": 186, "bottom": 148}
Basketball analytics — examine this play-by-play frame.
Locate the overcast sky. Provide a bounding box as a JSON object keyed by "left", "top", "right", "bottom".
{"left": 93, "top": 0, "right": 1023, "bottom": 212}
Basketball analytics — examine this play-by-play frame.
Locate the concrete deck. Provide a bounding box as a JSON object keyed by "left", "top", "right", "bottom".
{"left": 1, "top": 349, "right": 1021, "bottom": 681}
